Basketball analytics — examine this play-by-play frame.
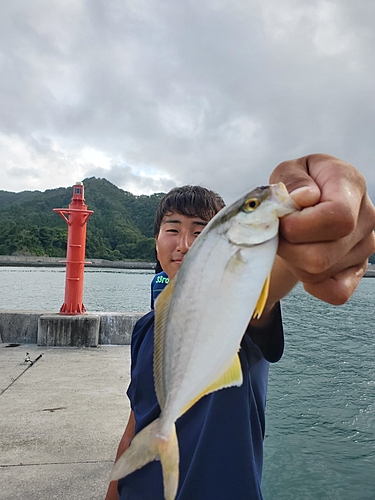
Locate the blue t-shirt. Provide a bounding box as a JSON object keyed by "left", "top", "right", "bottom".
{"left": 150, "top": 271, "right": 169, "bottom": 309}
{"left": 118, "top": 305, "right": 284, "bottom": 500}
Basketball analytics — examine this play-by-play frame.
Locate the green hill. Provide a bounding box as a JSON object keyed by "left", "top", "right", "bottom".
{"left": 1, "top": 180, "right": 374, "bottom": 265}
{"left": 0, "top": 178, "right": 165, "bottom": 262}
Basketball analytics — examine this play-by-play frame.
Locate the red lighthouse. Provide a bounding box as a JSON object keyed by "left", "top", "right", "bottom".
{"left": 53, "top": 182, "right": 94, "bottom": 315}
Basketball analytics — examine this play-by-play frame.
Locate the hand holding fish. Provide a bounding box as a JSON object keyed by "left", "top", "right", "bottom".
{"left": 269, "top": 154, "right": 375, "bottom": 305}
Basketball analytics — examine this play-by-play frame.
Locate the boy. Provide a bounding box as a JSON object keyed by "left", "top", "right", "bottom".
{"left": 106, "top": 154, "right": 375, "bottom": 499}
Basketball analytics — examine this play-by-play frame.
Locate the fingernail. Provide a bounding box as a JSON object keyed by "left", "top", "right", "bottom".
{"left": 289, "top": 186, "right": 314, "bottom": 196}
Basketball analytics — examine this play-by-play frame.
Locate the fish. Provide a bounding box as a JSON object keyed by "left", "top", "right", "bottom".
{"left": 110, "top": 182, "right": 298, "bottom": 500}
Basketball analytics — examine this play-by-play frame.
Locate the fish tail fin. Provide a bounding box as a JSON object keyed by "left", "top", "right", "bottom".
{"left": 157, "top": 422, "right": 179, "bottom": 500}
{"left": 110, "top": 418, "right": 179, "bottom": 500}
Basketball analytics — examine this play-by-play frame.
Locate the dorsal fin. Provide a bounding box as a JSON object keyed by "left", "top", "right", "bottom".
{"left": 252, "top": 273, "right": 270, "bottom": 319}
{"left": 181, "top": 353, "right": 243, "bottom": 415}
{"left": 154, "top": 277, "right": 176, "bottom": 409}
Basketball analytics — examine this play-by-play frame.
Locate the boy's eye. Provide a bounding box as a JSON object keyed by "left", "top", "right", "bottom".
{"left": 166, "top": 229, "right": 178, "bottom": 233}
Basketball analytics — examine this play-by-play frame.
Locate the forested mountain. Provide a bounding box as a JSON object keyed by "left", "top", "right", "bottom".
{"left": 0, "top": 178, "right": 165, "bottom": 262}
{"left": 1, "top": 179, "right": 374, "bottom": 264}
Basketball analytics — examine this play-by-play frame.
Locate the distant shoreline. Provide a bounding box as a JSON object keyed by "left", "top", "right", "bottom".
{"left": 0, "top": 255, "right": 156, "bottom": 270}
{"left": 0, "top": 255, "right": 374, "bottom": 277}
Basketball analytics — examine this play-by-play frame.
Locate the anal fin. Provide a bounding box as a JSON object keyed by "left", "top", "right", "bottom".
{"left": 181, "top": 354, "right": 242, "bottom": 415}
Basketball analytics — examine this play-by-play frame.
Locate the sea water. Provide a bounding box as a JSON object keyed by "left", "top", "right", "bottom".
{"left": 0, "top": 267, "right": 154, "bottom": 312}
{"left": 0, "top": 267, "right": 374, "bottom": 499}
{"left": 264, "top": 281, "right": 375, "bottom": 500}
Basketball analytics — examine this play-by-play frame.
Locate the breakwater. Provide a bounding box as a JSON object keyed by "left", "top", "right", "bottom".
{"left": 1, "top": 255, "right": 374, "bottom": 276}
{"left": 0, "top": 255, "right": 155, "bottom": 270}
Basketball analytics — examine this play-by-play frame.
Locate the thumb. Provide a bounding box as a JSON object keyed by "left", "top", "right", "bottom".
{"left": 269, "top": 157, "right": 321, "bottom": 208}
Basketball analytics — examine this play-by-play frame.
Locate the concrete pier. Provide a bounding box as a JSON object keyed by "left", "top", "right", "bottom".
{"left": 0, "top": 311, "right": 46, "bottom": 344}
{"left": 0, "top": 310, "right": 143, "bottom": 497}
{"left": 37, "top": 314, "right": 101, "bottom": 347}
{"left": 98, "top": 313, "right": 143, "bottom": 345}
{"left": 0, "top": 343, "right": 131, "bottom": 500}
{"left": 0, "top": 311, "right": 145, "bottom": 346}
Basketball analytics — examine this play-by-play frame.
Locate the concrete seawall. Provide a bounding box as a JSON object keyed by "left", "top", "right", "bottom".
{"left": 1, "top": 264, "right": 374, "bottom": 346}
{"left": 1, "top": 255, "right": 374, "bottom": 274}
{"left": 0, "top": 255, "right": 155, "bottom": 269}
{"left": 0, "top": 310, "right": 145, "bottom": 346}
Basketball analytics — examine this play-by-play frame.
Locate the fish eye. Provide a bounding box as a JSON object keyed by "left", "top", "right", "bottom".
{"left": 243, "top": 197, "right": 260, "bottom": 212}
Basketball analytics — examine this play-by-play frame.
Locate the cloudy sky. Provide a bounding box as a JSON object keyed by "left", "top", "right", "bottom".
{"left": 1, "top": 0, "right": 375, "bottom": 203}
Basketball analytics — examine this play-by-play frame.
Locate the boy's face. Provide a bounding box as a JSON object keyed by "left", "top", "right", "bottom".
{"left": 156, "top": 212, "right": 208, "bottom": 279}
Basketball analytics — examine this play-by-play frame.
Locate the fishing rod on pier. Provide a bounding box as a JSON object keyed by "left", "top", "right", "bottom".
{"left": 0, "top": 353, "right": 43, "bottom": 396}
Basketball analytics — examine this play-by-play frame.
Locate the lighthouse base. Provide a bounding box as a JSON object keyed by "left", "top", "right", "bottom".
{"left": 37, "top": 314, "right": 100, "bottom": 347}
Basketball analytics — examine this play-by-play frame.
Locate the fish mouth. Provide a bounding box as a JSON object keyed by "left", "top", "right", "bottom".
{"left": 270, "top": 182, "right": 300, "bottom": 213}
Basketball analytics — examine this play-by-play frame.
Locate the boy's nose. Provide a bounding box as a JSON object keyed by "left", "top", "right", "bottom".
{"left": 177, "top": 233, "right": 191, "bottom": 253}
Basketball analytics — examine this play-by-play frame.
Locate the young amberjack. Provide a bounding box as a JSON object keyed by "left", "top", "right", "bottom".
{"left": 110, "top": 182, "right": 298, "bottom": 500}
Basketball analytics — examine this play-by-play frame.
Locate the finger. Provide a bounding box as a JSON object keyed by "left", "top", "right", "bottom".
{"left": 278, "top": 230, "right": 375, "bottom": 283}
{"left": 272, "top": 154, "right": 368, "bottom": 243}
{"left": 303, "top": 260, "right": 368, "bottom": 305}
{"left": 280, "top": 200, "right": 357, "bottom": 243}
{"left": 280, "top": 190, "right": 375, "bottom": 247}
{"left": 306, "top": 154, "right": 366, "bottom": 207}
{"left": 269, "top": 156, "right": 321, "bottom": 208}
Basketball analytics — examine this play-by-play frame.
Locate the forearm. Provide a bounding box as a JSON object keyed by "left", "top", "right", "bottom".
{"left": 267, "top": 255, "right": 298, "bottom": 306}
{"left": 114, "top": 411, "right": 135, "bottom": 461}
{"left": 105, "top": 410, "right": 136, "bottom": 500}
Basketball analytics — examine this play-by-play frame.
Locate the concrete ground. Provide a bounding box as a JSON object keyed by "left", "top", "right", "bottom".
{"left": 0, "top": 343, "right": 131, "bottom": 500}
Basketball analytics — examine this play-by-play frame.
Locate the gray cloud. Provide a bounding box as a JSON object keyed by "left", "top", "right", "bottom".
{"left": 85, "top": 163, "right": 176, "bottom": 194}
{"left": 0, "top": 0, "right": 374, "bottom": 203}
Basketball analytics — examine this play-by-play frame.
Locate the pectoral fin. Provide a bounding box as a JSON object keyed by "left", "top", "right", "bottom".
{"left": 252, "top": 273, "right": 270, "bottom": 319}
{"left": 223, "top": 248, "right": 247, "bottom": 278}
{"left": 181, "top": 354, "right": 243, "bottom": 415}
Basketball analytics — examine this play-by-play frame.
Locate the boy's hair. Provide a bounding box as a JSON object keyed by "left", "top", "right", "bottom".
{"left": 154, "top": 185, "right": 225, "bottom": 235}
